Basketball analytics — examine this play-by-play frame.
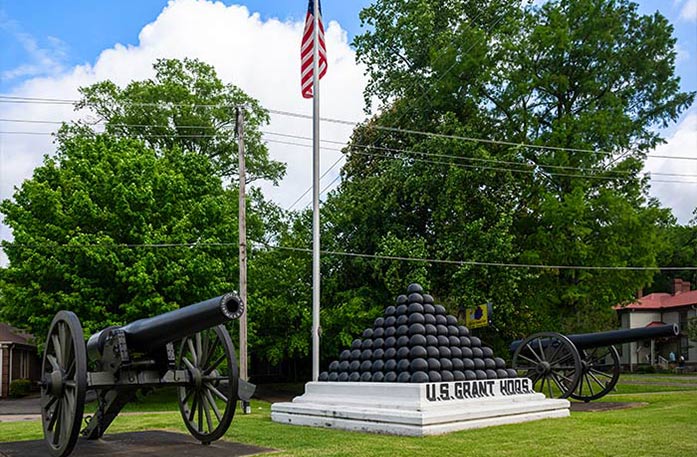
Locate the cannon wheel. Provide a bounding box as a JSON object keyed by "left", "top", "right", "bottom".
{"left": 40, "top": 311, "right": 87, "bottom": 457}
{"left": 512, "top": 332, "right": 582, "bottom": 399}
{"left": 177, "top": 325, "right": 239, "bottom": 444}
{"left": 570, "top": 345, "right": 621, "bottom": 402}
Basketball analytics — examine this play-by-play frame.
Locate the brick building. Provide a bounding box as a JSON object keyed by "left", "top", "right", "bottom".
{"left": 0, "top": 323, "right": 41, "bottom": 398}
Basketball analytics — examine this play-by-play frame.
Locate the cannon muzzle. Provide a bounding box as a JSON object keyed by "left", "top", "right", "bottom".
{"left": 87, "top": 293, "right": 243, "bottom": 358}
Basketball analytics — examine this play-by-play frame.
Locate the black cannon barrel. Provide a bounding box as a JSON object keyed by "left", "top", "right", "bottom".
{"left": 87, "top": 293, "right": 244, "bottom": 357}
{"left": 566, "top": 324, "right": 679, "bottom": 350}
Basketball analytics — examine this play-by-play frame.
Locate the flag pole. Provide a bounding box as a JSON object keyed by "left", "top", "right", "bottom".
{"left": 311, "top": 0, "right": 321, "bottom": 382}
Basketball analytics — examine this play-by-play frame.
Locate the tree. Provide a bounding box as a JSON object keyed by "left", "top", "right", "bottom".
{"left": 77, "top": 58, "right": 285, "bottom": 183}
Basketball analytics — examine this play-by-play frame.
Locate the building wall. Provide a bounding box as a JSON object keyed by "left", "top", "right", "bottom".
{"left": 0, "top": 345, "right": 6, "bottom": 398}
{"left": 627, "top": 311, "right": 661, "bottom": 366}
{"left": 689, "top": 308, "right": 697, "bottom": 363}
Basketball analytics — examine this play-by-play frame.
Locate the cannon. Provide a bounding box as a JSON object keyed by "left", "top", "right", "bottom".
{"left": 509, "top": 324, "right": 679, "bottom": 402}
{"left": 39, "top": 293, "right": 255, "bottom": 457}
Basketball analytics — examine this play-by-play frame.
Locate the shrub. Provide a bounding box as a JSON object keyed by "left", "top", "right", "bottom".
{"left": 9, "top": 379, "right": 32, "bottom": 398}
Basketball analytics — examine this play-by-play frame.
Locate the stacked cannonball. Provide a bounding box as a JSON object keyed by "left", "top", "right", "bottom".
{"left": 319, "top": 283, "right": 517, "bottom": 383}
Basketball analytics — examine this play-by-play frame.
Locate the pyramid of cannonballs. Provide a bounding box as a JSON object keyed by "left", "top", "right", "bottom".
{"left": 319, "top": 283, "right": 517, "bottom": 383}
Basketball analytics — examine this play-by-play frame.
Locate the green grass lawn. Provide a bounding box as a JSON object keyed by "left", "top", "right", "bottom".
{"left": 2, "top": 379, "right": 696, "bottom": 457}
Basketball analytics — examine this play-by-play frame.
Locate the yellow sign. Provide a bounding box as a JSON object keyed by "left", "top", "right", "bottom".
{"left": 466, "top": 304, "right": 489, "bottom": 329}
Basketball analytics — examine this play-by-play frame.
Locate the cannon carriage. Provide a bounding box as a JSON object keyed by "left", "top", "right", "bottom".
{"left": 509, "top": 324, "right": 679, "bottom": 402}
{"left": 39, "top": 293, "right": 254, "bottom": 457}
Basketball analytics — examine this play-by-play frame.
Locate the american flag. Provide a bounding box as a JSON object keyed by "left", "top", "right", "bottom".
{"left": 301, "top": 0, "right": 327, "bottom": 99}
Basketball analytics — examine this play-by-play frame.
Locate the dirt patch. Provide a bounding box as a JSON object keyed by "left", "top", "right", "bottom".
{"left": 570, "top": 401, "right": 648, "bottom": 412}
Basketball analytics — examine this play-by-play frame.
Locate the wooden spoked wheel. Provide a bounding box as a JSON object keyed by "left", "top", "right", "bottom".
{"left": 570, "top": 345, "right": 621, "bottom": 402}
{"left": 177, "top": 325, "right": 239, "bottom": 444}
{"left": 40, "top": 311, "right": 87, "bottom": 457}
{"left": 512, "top": 332, "right": 582, "bottom": 399}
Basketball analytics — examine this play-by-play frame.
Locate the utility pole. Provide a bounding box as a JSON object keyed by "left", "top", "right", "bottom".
{"left": 237, "top": 106, "right": 251, "bottom": 414}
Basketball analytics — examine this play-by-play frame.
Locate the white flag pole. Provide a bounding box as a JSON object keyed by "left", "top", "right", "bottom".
{"left": 311, "top": 0, "right": 321, "bottom": 382}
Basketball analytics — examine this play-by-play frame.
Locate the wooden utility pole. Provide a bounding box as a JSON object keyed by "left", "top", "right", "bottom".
{"left": 237, "top": 106, "right": 251, "bottom": 414}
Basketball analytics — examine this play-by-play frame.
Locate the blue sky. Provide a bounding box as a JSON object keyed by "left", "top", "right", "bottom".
{"left": 1, "top": 0, "right": 694, "bottom": 95}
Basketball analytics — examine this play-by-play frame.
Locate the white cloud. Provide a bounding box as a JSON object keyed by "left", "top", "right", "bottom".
{"left": 645, "top": 110, "right": 697, "bottom": 224}
{"left": 0, "top": 0, "right": 368, "bottom": 266}
{"left": 0, "top": 16, "right": 68, "bottom": 81}
{"left": 680, "top": 0, "right": 697, "bottom": 20}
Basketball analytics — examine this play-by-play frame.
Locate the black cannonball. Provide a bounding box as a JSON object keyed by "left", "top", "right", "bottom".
{"left": 384, "top": 359, "right": 397, "bottom": 372}
{"left": 385, "top": 316, "right": 397, "bottom": 327}
{"left": 351, "top": 339, "right": 362, "bottom": 350}
{"left": 409, "top": 334, "right": 427, "bottom": 348}
{"left": 362, "top": 328, "right": 374, "bottom": 339}
{"left": 407, "top": 302, "right": 425, "bottom": 315}
{"left": 350, "top": 349, "right": 362, "bottom": 360}
{"left": 372, "top": 337, "right": 384, "bottom": 350}
{"left": 470, "top": 336, "right": 482, "bottom": 347}
{"left": 407, "top": 283, "right": 424, "bottom": 294}
{"left": 384, "top": 305, "right": 396, "bottom": 317}
{"left": 426, "top": 335, "right": 439, "bottom": 347}
{"left": 441, "top": 370, "right": 454, "bottom": 382}
{"left": 423, "top": 304, "right": 436, "bottom": 315}
{"left": 496, "top": 369, "right": 509, "bottom": 379}
{"left": 422, "top": 294, "right": 435, "bottom": 305}
{"left": 372, "top": 348, "right": 385, "bottom": 361}
{"left": 484, "top": 358, "right": 496, "bottom": 370}
{"left": 372, "top": 359, "right": 385, "bottom": 373}
{"left": 395, "top": 294, "right": 408, "bottom": 305}
{"left": 407, "top": 293, "right": 424, "bottom": 304}
{"left": 434, "top": 305, "right": 447, "bottom": 316}
{"left": 452, "top": 358, "right": 464, "bottom": 371}
{"left": 396, "top": 336, "right": 410, "bottom": 348}
{"left": 426, "top": 346, "right": 439, "bottom": 359}
{"left": 349, "top": 360, "right": 361, "bottom": 372}
{"left": 339, "top": 360, "right": 350, "bottom": 372}
{"left": 397, "top": 372, "right": 412, "bottom": 383}
{"left": 319, "top": 371, "right": 329, "bottom": 381}
{"left": 425, "top": 324, "right": 438, "bottom": 336}
{"left": 374, "top": 317, "right": 385, "bottom": 328}
{"left": 439, "top": 346, "right": 452, "bottom": 359}
{"left": 427, "top": 358, "right": 441, "bottom": 371}
{"left": 409, "top": 323, "right": 426, "bottom": 336}
{"left": 384, "top": 347, "right": 397, "bottom": 359}
{"left": 361, "top": 372, "right": 373, "bottom": 382}
{"left": 428, "top": 371, "right": 442, "bottom": 382}
{"left": 396, "top": 325, "right": 409, "bottom": 337}
{"left": 397, "top": 359, "right": 410, "bottom": 373}
{"left": 362, "top": 339, "right": 373, "bottom": 350}
{"left": 473, "top": 358, "right": 485, "bottom": 370}
{"left": 485, "top": 369, "right": 498, "bottom": 379}
{"left": 472, "top": 347, "right": 484, "bottom": 358}
{"left": 361, "top": 349, "right": 373, "bottom": 361}
{"left": 506, "top": 368, "right": 518, "bottom": 378}
{"left": 338, "top": 372, "right": 350, "bottom": 382}
{"left": 463, "top": 358, "right": 475, "bottom": 370}
{"left": 384, "top": 371, "right": 398, "bottom": 382}
{"left": 494, "top": 357, "right": 506, "bottom": 369}
{"left": 384, "top": 327, "right": 396, "bottom": 338}
{"left": 396, "top": 347, "right": 411, "bottom": 360}
{"left": 446, "top": 315, "right": 458, "bottom": 326}
{"left": 482, "top": 347, "right": 494, "bottom": 358}
{"left": 373, "top": 327, "right": 385, "bottom": 339}
{"left": 411, "top": 371, "right": 430, "bottom": 383}
{"left": 447, "top": 325, "right": 460, "bottom": 337}
{"left": 340, "top": 350, "right": 351, "bottom": 361}
{"left": 451, "top": 347, "right": 463, "bottom": 358}
{"left": 409, "top": 345, "right": 428, "bottom": 360}
{"left": 424, "top": 314, "right": 437, "bottom": 325}
{"left": 458, "top": 325, "right": 470, "bottom": 337}
{"left": 453, "top": 370, "right": 466, "bottom": 381}
{"left": 439, "top": 358, "right": 453, "bottom": 371}
{"left": 395, "top": 304, "right": 408, "bottom": 316}
{"left": 396, "top": 314, "right": 409, "bottom": 326}
{"left": 360, "top": 360, "right": 373, "bottom": 372}
{"left": 461, "top": 347, "right": 473, "bottom": 358}
{"left": 408, "top": 313, "right": 425, "bottom": 325}
{"left": 460, "top": 336, "right": 471, "bottom": 347}
{"left": 449, "top": 336, "right": 461, "bottom": 347}
{"left": 475, "top": 370, "right": 487, "bottom": 380}
{"left": 435, "top": 315, "right": 448, "bottom": 326}
{"left": 436, "top": 324, "right": 449, "bottom": 336}
{"left": 329, "top": 361, "right": 340, "bottom": 372}
{"left": 349, "top": 372, "right": 361, "bottom": 382}
{"left": 384, "top": 337, "right": 397, "bottom": 349}
{"left": 410, "top": 358, "right": 429, "bottom": 372}
{"left": 328, "top": 372, "right": 339, "bottom": 382}
{"left": 372, "top": 372, "right": 385, "bottom": 382}
{"left": 437, "top": 335, "right": 450, "bottom": 346}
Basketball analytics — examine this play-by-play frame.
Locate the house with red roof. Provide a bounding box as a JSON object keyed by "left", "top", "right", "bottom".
{"left": 0, "top": 323, "right": 41, "bottom": 398}
{"left": 615, "top": 278, "right": 696, "bottom": 368}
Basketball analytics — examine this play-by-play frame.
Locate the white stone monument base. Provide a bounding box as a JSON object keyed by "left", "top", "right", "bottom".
{"left": 271, "top": 379, "right": 570, "bottom": 436}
